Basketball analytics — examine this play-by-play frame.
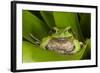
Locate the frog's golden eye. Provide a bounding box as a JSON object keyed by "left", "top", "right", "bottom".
{"left": 49, "top": 28, "right": 56, "bottom": 35}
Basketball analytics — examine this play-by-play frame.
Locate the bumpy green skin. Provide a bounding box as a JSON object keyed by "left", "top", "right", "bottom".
{"left": 40, "top": 27, "right": 82, "bottom": 54}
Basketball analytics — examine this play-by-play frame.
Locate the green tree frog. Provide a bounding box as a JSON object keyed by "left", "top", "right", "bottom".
{"left": 40, "top": 27, "right": 83, "bottom": 55}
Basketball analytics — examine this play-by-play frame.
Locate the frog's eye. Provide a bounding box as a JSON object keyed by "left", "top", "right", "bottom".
{"left": 49, "top": 28, "right": 56, "bottom": 34}
{"left": 67, "top": 28, "right": 72, "bottom": 33}
{"left": 64, "top": 26, "right": 72, "bottom": 33}
{"left": 49, "top": 27, "right": 59, "bottom": 35}
{"left": 53, "top": 27, "right": 59, "bottom": 33}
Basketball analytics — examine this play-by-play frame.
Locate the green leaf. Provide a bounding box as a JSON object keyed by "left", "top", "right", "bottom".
{"left": 81, "top": 39, "right": 91, "bottom": 59}
{"left": 40, "top": 11, "right": 56, "bottom": 29}
{"left": 22, "top": 10, "right": 49, "bottom": 41}
{"left": 79, "top": 13, "right": 91, "bottom": 39}
{"left": 23, "top": 41, "right": 88, "bottom": 63}
{"left": 53, "top": 12, "right": 84, "bottom": 41}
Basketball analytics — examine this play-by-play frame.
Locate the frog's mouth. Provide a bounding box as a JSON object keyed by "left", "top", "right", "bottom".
{"left": 46, "top": 37, "right": 75, "bottom": 54}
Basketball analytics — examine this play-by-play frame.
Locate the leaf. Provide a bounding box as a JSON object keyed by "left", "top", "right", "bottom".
{"left": 22, "top": 10, "right": 49, "bottom": 41}
{"left": 53, "top": 12, "right": 84, "bottom": 41}
{"left": 40, "top": 11, "right": 56, "bottom": 29}
{"left": 81, "top": 39, "right": 91, "bottom": 59}
{"left": 23, "top": 41, "right": 88, "bottom": 63}
{"left": 79, "top": 13, "right": 91, "bottom": 39}
{"left": 29, "top": 11, "right": 50, "bottom": 30}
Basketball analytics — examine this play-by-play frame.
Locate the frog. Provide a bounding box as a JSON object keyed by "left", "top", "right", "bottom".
{"left": 40, "top": 27, "right": 83, "bottom": 55}
{"left": 30, "top": 26, "right": 83, "bottom": 55}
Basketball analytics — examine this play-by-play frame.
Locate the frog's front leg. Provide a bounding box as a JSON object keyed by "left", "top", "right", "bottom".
{"left": 70, "top": 39, "right": 83, "bottom": 54}
{"left": 40, "top": 36, "right": 52, "bottom": 49}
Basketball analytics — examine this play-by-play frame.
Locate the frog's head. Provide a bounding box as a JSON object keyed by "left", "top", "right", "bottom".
{"left": 52, "top": 26, "right": 73, "bottom": 39}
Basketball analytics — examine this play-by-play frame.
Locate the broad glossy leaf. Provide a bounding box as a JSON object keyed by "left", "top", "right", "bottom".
{"left": 79, "top": 13, "right": 91, "bottom": 39}
{"left": 29, "top": 11, "right": 50, "bottom": 30}
{"left": 53, "top": 12, "right": 84, "bottom": 41}
{"left": 40, "top": 11, "right": 56, "bottom": 29}
{"left": 23, "top": 41, "right": 88, "bottom": 63}
{"left": 81, "top": 39, "right": 91, "bottom": 59}
{"left": 23, "top": 10, "right": 49, "bottom": 41}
